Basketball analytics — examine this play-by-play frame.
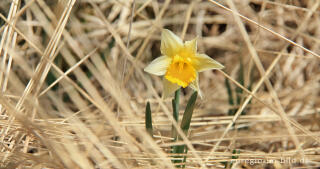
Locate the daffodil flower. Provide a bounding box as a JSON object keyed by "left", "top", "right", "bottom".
{"left": 144, "top": 29, "right": 224, "bottom": 98}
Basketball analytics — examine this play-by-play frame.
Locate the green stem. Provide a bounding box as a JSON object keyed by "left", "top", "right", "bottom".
{"left": 173, "top": 91, "right": 198, "bottom": 168}
{"left": 172, "top": 88, "right": 180, "bottom": 142}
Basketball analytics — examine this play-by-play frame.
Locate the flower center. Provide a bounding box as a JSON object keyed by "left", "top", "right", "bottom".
{"left": 165, "top": 55, "right": 196, "bottom": 88}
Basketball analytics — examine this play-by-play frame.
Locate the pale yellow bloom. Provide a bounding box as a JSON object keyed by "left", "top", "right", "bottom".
{"left": 144, "top": 29, "right": 224, "bottom": 98}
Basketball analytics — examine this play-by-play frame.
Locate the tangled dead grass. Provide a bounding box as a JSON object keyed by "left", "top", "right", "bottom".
{"left": 0, "top": 0, "right": 320, "bottom": 168}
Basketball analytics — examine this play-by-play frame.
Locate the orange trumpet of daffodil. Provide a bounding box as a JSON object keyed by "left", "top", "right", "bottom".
{"left": 144, "top": 29, "right": 224, "bottom": 98}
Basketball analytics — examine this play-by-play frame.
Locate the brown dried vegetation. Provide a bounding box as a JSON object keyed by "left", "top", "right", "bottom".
{"left": 0, "top": 0, "right": 319, "bottom": 168}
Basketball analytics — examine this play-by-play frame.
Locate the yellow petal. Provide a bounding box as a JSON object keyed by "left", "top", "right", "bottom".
{"left": 165, "top": 55, "right": 196, "bottom": 88}
{"left": 192, "top": 54, "right": 224, "bottom": 72}
{"left": 161, "top": 29, "right": 183, "bottom": 57}
{"left": 144, "top": 56, "right": 172, "bottom": 76}
{"left": 162, "top": 78, "right": 180, "bottom": 99}
{"left": 184, "top": 38, "right": 197, "bottom": 54}
{"left": 189, "top": 73, "right": 203, "bottom": 98}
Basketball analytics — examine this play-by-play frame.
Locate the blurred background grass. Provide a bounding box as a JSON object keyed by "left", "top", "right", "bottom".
{"left": 0, "top": 0, "right": 320, "bottom": 168}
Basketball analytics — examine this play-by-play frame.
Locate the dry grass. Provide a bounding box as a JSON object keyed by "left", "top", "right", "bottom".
{"left": 0, "top": 0, "right": 320, "bottom": 168}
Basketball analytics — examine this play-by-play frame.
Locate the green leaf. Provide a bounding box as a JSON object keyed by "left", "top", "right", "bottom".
{"left": 225, "top": 78, "right": 234, "bottom": 106}
{"left": 236, "top": 57, "right": 244, "bottom": 105}
{"left": 46, "top": 71, "right": 58, "bottom": 91}
{"left": 172, "top": 91, "right": 198, "bottom": 168}
{"left": 182, "top": 146, "right": 188, "bottom": 168}
{"left": 108, "top": 38, "right": 115, "bottom": 49}
{"left": 236, "top": 58, "right": 249, "bottom": 117}
{"left": 221, "top": 149, "right": 240, "bottom": 168}
{"left": 180, "top": 91, "right": 197, "bottom": 134}
{"left": 145, "top": 102, "right": 153, "bottom": 137}
{"left": 225, "top": 78, "right": 236, "bottom": 116}
{"left": 231, "top": 149, "right": 240, "bottom": 159}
